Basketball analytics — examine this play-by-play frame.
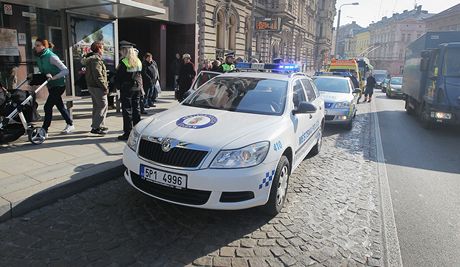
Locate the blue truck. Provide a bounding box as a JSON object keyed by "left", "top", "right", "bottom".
{"left": 402, "top": 32, "right": 460, "bottom": 128}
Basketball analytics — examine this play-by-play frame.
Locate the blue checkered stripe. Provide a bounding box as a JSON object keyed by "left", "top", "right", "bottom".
{"left": 259, "top": 170, "right": 276, "bottom": 189}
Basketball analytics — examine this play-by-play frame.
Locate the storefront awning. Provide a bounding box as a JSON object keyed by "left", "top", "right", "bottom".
{"left": 4, "top": 0, "right": 165, "bottom": 18}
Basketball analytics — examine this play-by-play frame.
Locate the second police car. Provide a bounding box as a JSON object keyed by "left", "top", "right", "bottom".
{"left": 313, "top": 72, "right": 360, "bottom": 130}
{"left": 123, "top": 63, "right": 325, "bottom": 215}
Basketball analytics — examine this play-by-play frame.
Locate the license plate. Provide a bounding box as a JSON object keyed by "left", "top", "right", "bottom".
{"left": 140, "top": 165, "right": 187, "bottom": 189}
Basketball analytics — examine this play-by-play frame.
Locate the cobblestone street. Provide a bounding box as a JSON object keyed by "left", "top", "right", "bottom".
{"left": 0, "top": 104, "right": 384, "bottom": 267}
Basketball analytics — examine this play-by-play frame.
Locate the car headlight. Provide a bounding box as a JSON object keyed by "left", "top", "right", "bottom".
{"left": 127, "top": 128, "right": 141, "bottom": 151}
{"left": 210, "top": 141, "right": 270, "bottom": 169}
{"left": 334, "top": 102, "right": 350, "bottom": 109}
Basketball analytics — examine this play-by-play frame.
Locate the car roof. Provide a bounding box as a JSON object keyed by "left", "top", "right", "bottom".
{"left": 218, "top": 71, "right": 308, "bottom": 81}
{"left": 312, "top": 76, "right": 350, "bottom": 81}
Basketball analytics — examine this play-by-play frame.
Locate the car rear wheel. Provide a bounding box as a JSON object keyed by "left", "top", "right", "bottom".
{"left": 263, "top": 156, "right": 290, "bottom": 216}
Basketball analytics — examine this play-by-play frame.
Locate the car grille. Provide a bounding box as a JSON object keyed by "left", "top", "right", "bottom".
{"left": 325, "top": 102, "right": 334, "bottom": 108}
{"left": 325, "top": 115, "right": 335, "bottom": 121}
{"left": 130, "top": 171, "right": 211, "bottom": 205}
{"left": 138, "top": 139, "right": 208, "bottom": 168}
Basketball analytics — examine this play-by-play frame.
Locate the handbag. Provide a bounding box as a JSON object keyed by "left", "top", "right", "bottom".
{"left": 155, "top": 80, "right": 162, "bottom": 94}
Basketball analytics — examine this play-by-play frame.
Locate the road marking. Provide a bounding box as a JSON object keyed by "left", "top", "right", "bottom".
{"left": 371, "top": 100, "right": 403, "bottom": 267}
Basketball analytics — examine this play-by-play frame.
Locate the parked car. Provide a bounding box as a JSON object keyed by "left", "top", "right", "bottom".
{"left": 313, "top": 75, "right": 360, "bottom": 130}
{"left": 123, "top": 65, "right": 325, "bottom": 215}
{"left": 386, "top": 76, "right": 404, "bottom": 98}
{"left": 381, "top": 78, "right": 390, "bottom": 93}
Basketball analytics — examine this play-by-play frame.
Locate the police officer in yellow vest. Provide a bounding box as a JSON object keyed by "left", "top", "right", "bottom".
{"left": 115, "top": 41, "right": 143, "bottom": 140}
{"left": 218, "top": 52, "right": 236, "bottom": 73}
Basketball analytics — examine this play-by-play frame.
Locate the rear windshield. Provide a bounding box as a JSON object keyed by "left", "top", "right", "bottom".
{"left": 183, "top": 77, "right": 288, "bottom": 115}
{"left": 313, "top": 78, "right": 350, "bottom": 93}
{"left": 390, "top": 77, "right": 403, "bottom": 85}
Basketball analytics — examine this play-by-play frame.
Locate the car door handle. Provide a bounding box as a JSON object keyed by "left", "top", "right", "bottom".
{"left": 309, "top": 114, "right": 313, "bottom": 119}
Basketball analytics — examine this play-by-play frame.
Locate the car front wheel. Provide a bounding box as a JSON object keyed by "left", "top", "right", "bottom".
{"left": 263, "top": 156, "right": 290, "bottom": 216}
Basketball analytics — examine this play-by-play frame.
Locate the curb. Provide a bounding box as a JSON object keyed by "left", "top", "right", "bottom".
{"left": 371, "top": 100, "right": 403, "bottom": 267}
{"left": 0, "top": 161, "right": 124, "bottom": 222}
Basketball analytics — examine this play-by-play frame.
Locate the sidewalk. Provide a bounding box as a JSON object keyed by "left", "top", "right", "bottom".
{"left": 0, "top": 91, "right": 177, "bottom": 221}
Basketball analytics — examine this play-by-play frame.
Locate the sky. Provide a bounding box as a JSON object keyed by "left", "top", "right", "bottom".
{"left": 334, "top": 0, "right": 460, "bottom": 27}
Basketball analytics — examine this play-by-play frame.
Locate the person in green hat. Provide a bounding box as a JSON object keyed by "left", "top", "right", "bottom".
{"left": 34, "top": 38, "right": 74, "bottom": 135}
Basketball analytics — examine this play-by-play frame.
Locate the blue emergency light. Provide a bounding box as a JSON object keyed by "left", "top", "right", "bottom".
{"left": 235, "top": 62, "right": 300, "bottom": 72}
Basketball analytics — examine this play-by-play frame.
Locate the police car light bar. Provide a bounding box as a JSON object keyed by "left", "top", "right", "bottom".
{"left": 235, "top": 63, "right": 300, "bottom": 72}
{"left": 314, "top": 71, "right": 352, "bottom": 77}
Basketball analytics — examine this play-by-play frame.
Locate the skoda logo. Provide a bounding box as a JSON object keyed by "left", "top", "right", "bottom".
{"left": 161, "top": 138, "right": 172, "bottom": 152}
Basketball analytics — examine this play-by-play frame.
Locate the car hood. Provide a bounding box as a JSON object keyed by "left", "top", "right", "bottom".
{"left": 139, "top": 105, "right": 282, "bottom": 149}
{"left": 390, "top": 84, "right": 402, "bottom": 90}
{"left": 320, "top": 91, "right": 353, "bottom": 103}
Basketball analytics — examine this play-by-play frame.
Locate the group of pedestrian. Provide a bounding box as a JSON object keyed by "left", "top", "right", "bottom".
{"left": 349, "top": 70, "right": 376, "bottom": 104}
{"left": 33, "top": 38, "right": 160, "bottom": 141}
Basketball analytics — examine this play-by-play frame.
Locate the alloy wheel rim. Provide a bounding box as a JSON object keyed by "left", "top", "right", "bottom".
{"left": 276, "top": 165, "right": 289, "bottom": 208}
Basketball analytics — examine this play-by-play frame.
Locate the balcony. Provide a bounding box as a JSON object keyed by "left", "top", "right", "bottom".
{"left": 266, "top": 0, "right": 296, "bottom": 20}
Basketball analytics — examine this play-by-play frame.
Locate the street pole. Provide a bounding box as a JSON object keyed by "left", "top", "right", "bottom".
{"left": 335, "top": 8, "right": 341, "bottom": 59}
{"left": 334, "top": 2, "right": 359, "bottom": 59}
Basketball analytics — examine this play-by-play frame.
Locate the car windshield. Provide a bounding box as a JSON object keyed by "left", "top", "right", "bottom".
{"left": 374, "top": 74, "right": 386, "bottom": 82}
{"left": 313, "top": 77, "right": 350, "bottom": 93}
{"left": 390, "top": 77, "right": 403, "bottom": 85}
{"left": 443, "top": 48, "right": 460, "bottom": 77}
{"left": 183, "top": 77, "right": 288, "bottom": 115}
{"left": 194, "top": 72, "right": 221, "bottom": 89}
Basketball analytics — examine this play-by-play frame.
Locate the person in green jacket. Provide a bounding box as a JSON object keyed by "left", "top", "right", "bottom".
{"left": 218, "top": 52, "right": 236, "bottom": 73}
{"left": 82, "top": 41, "right": 109, "bottom": 135}
{"left": 34, "top": 38, "right": 74, "bottom": 135}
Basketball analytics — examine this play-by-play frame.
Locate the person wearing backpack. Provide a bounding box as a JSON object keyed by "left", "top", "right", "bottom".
{"left": 115, "top": 42, "right": 142, "bottom": 141}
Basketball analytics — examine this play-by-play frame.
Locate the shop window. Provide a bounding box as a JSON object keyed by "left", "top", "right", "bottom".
{"left": 70, "top": 16, "right": 115, "bottom": 96}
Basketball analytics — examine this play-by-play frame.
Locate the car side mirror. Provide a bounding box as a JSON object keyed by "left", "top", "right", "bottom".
{"left": 293, "top": 101, "right": 317, "bottom": 115}
{"left": 353, "top": 88, "right": 361, "bottom": 94}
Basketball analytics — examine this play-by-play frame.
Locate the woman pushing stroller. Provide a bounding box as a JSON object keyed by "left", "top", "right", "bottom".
{"left": 34, "top": 38, "right": 74, "bottom": 135}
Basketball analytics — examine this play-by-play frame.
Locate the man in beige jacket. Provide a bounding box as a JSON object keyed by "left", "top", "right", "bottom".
{"left": 83, "top": 41, "right": 109, "bottom": 135}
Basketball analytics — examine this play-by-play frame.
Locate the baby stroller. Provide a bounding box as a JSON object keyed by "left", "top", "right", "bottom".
{"left": 0, "top": 74, "right": 49, "bottom": 145}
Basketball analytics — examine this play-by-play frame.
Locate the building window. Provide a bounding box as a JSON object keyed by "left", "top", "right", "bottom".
{"left": 407, "top": 34, "right": 411, "bottom": 42}
{"left": 228, "top": 14, "right": 237, "bottom": 50}
{"left": 298, "top": 0, "right": 305, "bottom": 25}
{"left": 401, "top": 33, "right": 405, "bottom": 42}
{"left": 216, "top": 10, "right": 225, "bottom": 49}
{"left": 245, "top": 17, "right": 252, "bottom": 53}
{"left": 287, "top": 0, "right": 293, "bottom": 12}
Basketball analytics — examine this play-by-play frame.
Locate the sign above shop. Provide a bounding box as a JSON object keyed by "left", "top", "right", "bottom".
{"left": 3, "top": 4, "right": 12, "bottom": 15}
{"left": 0, "top": 28, "right": 20, "bottom": 56}
{"left": 22, "top": 11, "right": 37, "bottom": 19}
{"left": 255, "top": 18, "right": 281, "bottom": 31}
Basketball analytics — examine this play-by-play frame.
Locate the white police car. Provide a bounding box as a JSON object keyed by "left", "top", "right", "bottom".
{"left": 313, "top": 74, "right": 360, "bottom": 130}
{"left": 123, "top": 63, "right": 325, "bottom": 215}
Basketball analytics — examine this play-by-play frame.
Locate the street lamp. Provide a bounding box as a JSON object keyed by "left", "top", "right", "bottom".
{"left": 335, "top": 2, "right": 359, "bottom": 59}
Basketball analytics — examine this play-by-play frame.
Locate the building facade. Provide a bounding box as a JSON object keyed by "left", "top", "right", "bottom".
{"left": 368, "top": 6, "right": 432, "bottom": 75}
{"left": 425, "top": 3, "right": 460, "bottom": 32}
{"left": 197, "top": 0, "right": 337, "bottom": 72}
{"left": 335, "top": 21, "right": 363, "bottom": 59}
